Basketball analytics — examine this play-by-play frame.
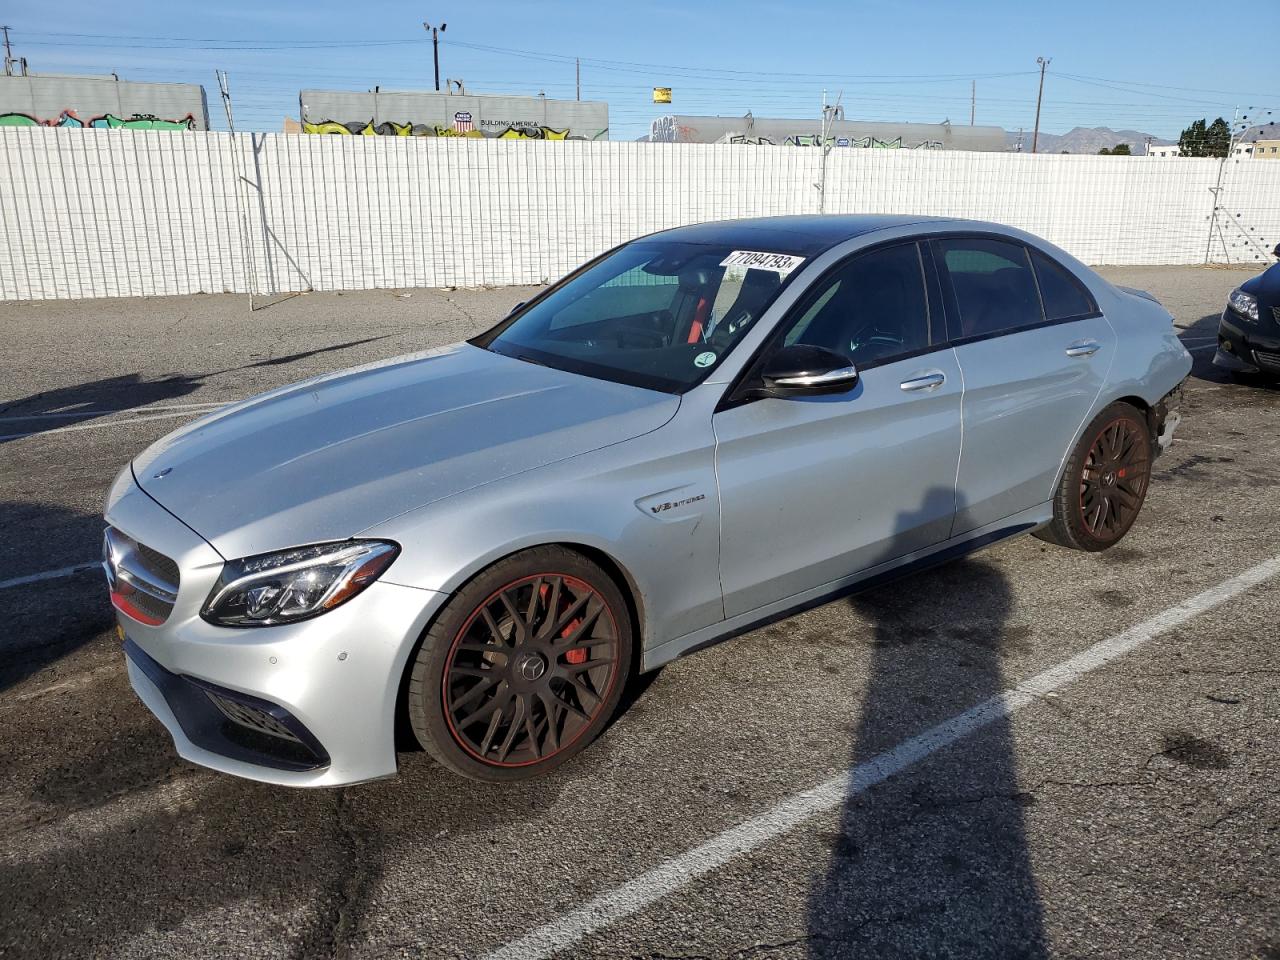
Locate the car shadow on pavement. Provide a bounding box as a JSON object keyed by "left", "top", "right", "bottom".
{"left": 0, "top": 335, "right": 397, "bottom": 443}
{"left": 0, "top": 743, "right": 388, "bottom": 958}
{"left": 807, "top": 496, "right": 1046, "bottom": 956}
{"left": 0, "top": 372, "right": 207, "bottom": 443}
{"left": 0, "top": 501, "right": 115, "bottom": 695}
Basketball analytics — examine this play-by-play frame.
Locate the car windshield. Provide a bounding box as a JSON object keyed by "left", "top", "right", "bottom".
{"left": 476, "top": 240, "right": 802, "bottom": 393}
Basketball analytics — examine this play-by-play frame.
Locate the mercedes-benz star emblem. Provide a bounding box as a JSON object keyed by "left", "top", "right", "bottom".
{"left": 519, "top": 654, "right": 547, "bottom": 681}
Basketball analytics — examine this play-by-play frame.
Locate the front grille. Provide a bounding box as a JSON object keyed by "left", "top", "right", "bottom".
{"left": 1254, "top": 350, "right": 1280, "bottom": 374}
{"left": 135, "top": 542, "right": 180, "bottom": 587}
{"left": 1272, "top": 306, "right": 1280, "bottom": 324}
{"left": 206, "top": 691, "right": 302, "bottom": 743}
{"left": 125, "top": 587, "right": 177, "bottom": 624}
{"left": 104, "top": 527, "right": 180, "bottom": 624}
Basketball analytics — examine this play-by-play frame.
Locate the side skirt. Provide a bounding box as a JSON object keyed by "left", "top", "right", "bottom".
{"left": 640, "top": 502, "right": 1049, "bottom": 672}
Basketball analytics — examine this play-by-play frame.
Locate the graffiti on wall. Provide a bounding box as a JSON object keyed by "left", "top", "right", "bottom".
{"left": 0, "top": 109, "right": 197, "bottom": 130}
{"left": 780, "top": 134, "right": 944, "bottom": 149}
{"left": 301, "top": 112, "right": 606, "bottom": 140}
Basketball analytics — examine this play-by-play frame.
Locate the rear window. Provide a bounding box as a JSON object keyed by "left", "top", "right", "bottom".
{"left": 935, "top": 237, "right": 1043, "bottom": 340}
{"left": 1031, "top": 249, "right": 1097, "bottom": 320}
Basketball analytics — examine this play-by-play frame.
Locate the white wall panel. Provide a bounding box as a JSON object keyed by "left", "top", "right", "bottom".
{"left": 2, "top": 128, "right": 1278, "bottom": 302}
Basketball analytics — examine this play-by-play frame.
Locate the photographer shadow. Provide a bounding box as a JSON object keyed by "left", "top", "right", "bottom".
{"left": 808, "top": 489, "right": 1046, "bottom": 958}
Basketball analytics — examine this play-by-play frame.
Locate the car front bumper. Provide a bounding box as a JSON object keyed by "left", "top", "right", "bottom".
{"left": 107, "top": 469, "right": 448, "bottom": 787}
{"left": 1216, "top": 307, "right": 1280, "bottom": 376}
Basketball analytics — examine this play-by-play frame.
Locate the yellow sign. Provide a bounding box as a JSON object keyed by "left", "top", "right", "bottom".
{"left": 652, "top": 87, "right": 672, "bottom": 104}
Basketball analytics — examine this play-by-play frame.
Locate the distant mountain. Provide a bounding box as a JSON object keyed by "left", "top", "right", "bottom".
{"left": 1004, "top": 126, "right": 1172, "bottom": 154}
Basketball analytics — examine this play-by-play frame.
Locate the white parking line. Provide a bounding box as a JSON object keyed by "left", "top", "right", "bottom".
{"left": 0, "top": 402, "right": 227, "bottom": 422}
{"left": 0, "top": 408, "right": 225, "bottom": 441}
{"left": 5, "top": 663, "right": 119, "bottom": 707}
{"left": 0, "top": 562, "right": 99, "bottom": 590}
{"left": 0, "top": 774, "right": 211, "bottom": 864}
{"left": 484, "top": 554, "right": 1280, "bottom": 960}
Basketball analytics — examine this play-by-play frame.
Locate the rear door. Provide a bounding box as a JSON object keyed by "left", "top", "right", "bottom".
{"left": 931, "top": 236, "right": 1115, "bottom": 535}
{"left": 713, "top": 241, "right": 962, "bottom": 618}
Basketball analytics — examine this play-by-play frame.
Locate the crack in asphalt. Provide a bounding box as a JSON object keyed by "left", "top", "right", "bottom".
{"left": 297, "top": 789, "right": 381, "bottom": 960}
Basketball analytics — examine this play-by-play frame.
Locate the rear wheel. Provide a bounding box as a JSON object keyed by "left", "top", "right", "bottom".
{"left": 1036, "top": 402, "right": 1152, "bottom": 552}
{"left": 407, "top": 546, "right": 633, "bottom": 781}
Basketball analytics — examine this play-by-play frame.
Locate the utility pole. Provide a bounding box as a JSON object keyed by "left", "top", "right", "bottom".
{"left": 423, "top": 20, "right": 447, "bottom": 92}
{"left": 216, "top": 70, "right": 259, "bottom": 311}
{"left": 2, "top": 26, "right": 14, "bottom": 77}
{"left": 1205, "top": 105, "right": 1241, "bottom": 264}
{"left": 1031, "top": 56, "right": 1050, "bottom": 153}
{"left": 576, "top": 58, "right": 580, "bottom": 101}
{"left": 970, "top": 80, "right": 975, "bottom": 126}
{"left": 816, "top": 89, "right": 843, "bottom": 213}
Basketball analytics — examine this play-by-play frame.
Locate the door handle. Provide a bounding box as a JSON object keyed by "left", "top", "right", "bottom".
{"left": 899, "top": 372, "right": 946, "bottom": 392}
{"left": 1066, "top": 339, "right": 1101, "bottom": 358}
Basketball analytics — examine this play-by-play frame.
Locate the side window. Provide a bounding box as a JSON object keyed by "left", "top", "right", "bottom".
{"left": 782, "top": 242, "right": 931, "bottom": 368}
{"left": 1030, "top": 249, "right": 1097, "bottom": 320}
{"left": 935, "top": 237, "right": 1044, "bottom": 340}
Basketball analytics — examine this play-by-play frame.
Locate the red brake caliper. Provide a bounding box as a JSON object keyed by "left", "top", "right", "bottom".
{"left": 540, "top": 583, "right": 587, "bottom": 664}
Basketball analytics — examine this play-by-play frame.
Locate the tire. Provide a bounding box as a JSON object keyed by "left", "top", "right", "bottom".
{"left": 406, "top": 546, "right": 633, "bottom": 782}
{"left": 1035, "top": 401, "right": 1153, "bottom": 552}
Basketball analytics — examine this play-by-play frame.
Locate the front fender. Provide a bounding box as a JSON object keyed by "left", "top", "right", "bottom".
{"left": 362, "top": 418, "right": 723, "bottom": 654}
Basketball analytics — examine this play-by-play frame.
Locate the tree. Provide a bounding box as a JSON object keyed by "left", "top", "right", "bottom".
{"left": 1112, "top": 142, "right": 1131, "bottom": 155}
{"left": 1098, "top": 147, "right": 1110, "bottom": 155}
{"left": 1179, "top": 117, "right": 1231, "bottom": 157}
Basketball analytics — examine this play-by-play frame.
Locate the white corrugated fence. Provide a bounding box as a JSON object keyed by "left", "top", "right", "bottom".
{"left": 2, "top": 127, "right": 1278, "bottom": 301}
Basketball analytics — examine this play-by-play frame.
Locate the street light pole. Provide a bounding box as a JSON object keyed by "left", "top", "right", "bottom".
{"left": 423, "top": 21, "right": 447, "bottom": 92}
{"left": 1031, "top": 56, "right": 1050, "bottom": 154}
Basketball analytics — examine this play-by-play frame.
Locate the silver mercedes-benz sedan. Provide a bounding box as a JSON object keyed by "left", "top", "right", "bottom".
{"left": 103, "top": 215, "right": 1191, "bottom": 786}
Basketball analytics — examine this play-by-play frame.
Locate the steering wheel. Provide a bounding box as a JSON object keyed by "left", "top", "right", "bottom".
{"left": 615, "top": 311, "right": 674, "bottom": 349}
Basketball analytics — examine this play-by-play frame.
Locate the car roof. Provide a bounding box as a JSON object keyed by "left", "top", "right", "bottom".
{"left": 642, "top": 214, "right": 959, "bottom": 256}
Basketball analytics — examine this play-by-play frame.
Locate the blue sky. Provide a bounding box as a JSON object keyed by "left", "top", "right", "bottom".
{"left": 7, "top": 0, "right": 1278, "bottom": 141}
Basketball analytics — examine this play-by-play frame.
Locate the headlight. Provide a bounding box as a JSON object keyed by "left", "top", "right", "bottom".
{"left": 1228, "top": 287, "right": 1259, "bottom": 323}
{"left": 201, "top": 540, "right": 399, "bottom": 627}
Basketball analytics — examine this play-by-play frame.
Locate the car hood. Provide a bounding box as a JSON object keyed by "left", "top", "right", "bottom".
{"left": 134, "top": 344, "right": 679, "bottom": 560}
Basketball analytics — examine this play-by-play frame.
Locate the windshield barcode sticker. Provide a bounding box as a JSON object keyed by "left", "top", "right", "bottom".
{"left": 719, "top": 250, "right": 806, "bottom": 275}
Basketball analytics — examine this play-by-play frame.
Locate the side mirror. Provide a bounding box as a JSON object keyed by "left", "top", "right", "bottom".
{"left": 760, "top": 344, "right": 858, "bottom": 396}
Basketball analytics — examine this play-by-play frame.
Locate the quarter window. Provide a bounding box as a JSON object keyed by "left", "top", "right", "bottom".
{"left": 935, "top": 237, "right": 1043, "bottom": 339}
{"left": 782, "top": 243, "right": 931, "bottom": 367}
{"left": 1030, "top": 249, "right": 1097, "bottom": 320}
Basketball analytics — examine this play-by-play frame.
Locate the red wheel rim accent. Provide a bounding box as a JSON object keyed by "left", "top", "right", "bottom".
{"left": 441, "top": 573, "right": 620, "bottom": 767}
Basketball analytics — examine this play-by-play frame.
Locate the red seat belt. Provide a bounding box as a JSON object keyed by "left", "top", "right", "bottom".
{"left": 688, "top": 296, "right": 709, "bottom": 343}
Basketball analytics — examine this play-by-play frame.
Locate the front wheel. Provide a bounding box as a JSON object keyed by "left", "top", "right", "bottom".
{"left": 406, "top": 546, "right": 633, "bottom": 782}
{"left": 1035, "top": 402, "right": 1152, "bottom": 552}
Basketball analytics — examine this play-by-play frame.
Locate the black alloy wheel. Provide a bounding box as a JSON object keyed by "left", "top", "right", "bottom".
{"left": 1078, "top": 414, "right": 1151, "bottom": 542}
{"left": 407, "top": 546, "right": 633, "bottom": 781}
{"left": 1036, "top": 401, "right": 1153, "bottom": 552}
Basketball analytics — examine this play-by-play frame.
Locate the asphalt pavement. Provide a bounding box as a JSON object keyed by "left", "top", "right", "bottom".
{"left": 0, "top": 266, "right": 1276, "bottom": 959}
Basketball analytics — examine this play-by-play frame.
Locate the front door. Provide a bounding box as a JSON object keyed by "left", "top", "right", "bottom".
{"left": 713, "top": 241, "right": 963, "bottom": 619}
